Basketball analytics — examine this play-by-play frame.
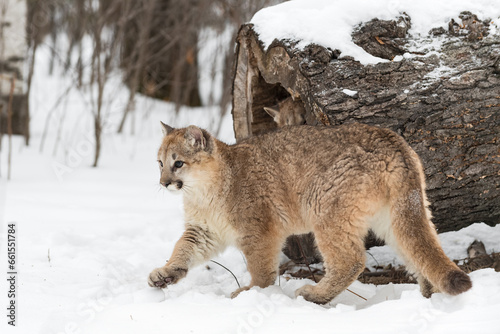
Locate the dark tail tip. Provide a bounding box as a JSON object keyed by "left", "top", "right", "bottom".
{"left": 445, "top": 270, "right": 472, "bottom": 295}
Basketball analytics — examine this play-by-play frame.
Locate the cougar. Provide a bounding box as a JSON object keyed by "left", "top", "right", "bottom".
{"left": 148, "top": 122, "right": 471, "bottom": 304}
{"left": 264, "top": 97, "right": 306, "bottom": 127}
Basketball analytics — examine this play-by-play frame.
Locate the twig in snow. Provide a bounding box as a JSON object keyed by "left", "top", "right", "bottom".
{"left": 210, "top": 260, "right": 240, "bottom": 288}
{"left": 366, "top": 251, "right": 380, "bottom": 268}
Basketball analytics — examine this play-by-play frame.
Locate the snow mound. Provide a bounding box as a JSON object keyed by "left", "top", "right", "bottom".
{"left": 251, "top": 0, "right": 500, "bottom": 64}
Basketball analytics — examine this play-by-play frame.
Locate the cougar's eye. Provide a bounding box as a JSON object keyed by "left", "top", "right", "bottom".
{"left": 174, "top": 161, "right": 184, "bottom": 168}
{"left": 158, "top": 160, "right": 163, "bottom": 168}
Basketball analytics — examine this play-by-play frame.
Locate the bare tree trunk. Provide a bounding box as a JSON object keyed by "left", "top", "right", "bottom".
{"left": 0, "top": 0, "right": 28, "bottom": 138}
{"left": 93, "top": 115, "right": 102, "bottom": 168}
{"left": 7, "top": 75, "right": 15, "bottom": 180}
{"left": 91, "top": 1, "right": 127, "bottom": 167}
{"left": 117, "top": 0, "right": 155, "bottom": 134}
{"left": 24, "top": 42, "right": 37, "bottom": 146}
{"left": 92, "top": 35, "right": 103, "bottom": 168}
{"left": 117, "top": 92, "right": 135, "bottom": 135}
{"left": 25, "top": 0, "right": 52, "bottom": 147}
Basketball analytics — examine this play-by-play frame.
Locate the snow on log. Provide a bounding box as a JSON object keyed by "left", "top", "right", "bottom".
{"left": 231, "top": 1, "right": 500, "bottom": 238}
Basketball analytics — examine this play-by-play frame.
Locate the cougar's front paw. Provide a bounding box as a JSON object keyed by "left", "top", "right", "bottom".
{"left": 148, "top": 266, "right": 187, "bottom": 288}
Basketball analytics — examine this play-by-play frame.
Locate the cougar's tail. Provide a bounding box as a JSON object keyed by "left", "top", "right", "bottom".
{"left": 386, "top": 142, "right": 471, "bottom": 296}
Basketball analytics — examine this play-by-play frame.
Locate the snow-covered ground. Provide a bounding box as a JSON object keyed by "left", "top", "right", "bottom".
{"left": 2, "top": 1, "right": 500, "bottom": 333}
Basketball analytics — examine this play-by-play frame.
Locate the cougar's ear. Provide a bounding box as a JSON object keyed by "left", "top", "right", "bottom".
{"left": 264, "top": 107, "right": 280, "bottom": 120}
{"left": 160, "top": 122, "right": 174, "bottom": 136}
{"left": 185, "top": 125, "right": 207, "bottom": 150}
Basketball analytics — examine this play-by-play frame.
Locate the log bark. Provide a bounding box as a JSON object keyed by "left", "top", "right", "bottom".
{"left": 232, "top": 12, "right": 500, "bottom": 263}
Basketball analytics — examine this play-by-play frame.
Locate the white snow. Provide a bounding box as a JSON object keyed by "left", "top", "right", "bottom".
{"left": 342, "top": 89, "right": 358, "bottom": 97}
{"left": 251, "top": 0, "right": 500, "bottom": 64}
{"left": 2, "top": 4, "right": 500, "bottom": 333}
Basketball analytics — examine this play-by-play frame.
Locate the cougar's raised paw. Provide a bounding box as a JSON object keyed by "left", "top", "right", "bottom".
{"left": 148, "top": 267, "right": 187, "bottom": 288}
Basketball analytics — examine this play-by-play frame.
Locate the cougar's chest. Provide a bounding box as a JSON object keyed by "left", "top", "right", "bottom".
{"left": 184, "top": 195, "right": 238, "bottom": 246}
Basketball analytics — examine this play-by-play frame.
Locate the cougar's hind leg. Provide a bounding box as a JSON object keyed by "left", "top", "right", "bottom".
{"left": 296, "top": 209, "right": 367, "bottom": 304}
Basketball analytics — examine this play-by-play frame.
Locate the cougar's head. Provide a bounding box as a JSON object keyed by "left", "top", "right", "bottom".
{"left": 264, "top": 97, "right": 306, "bottom": 127}
{"left": 157, "top": 122, "right": 215, "bottom": 193}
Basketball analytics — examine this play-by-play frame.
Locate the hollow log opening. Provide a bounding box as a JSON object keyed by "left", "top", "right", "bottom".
{"left": 248, "top": 77, "right": 290, "bottom": 136}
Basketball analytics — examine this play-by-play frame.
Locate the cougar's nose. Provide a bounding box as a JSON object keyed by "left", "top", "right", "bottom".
{"left": 162, "top": 181, "right": 171, "bottom": 188}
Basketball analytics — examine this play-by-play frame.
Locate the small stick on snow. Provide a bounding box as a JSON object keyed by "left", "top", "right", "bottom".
{"left": 346, "top": 288, "right": 367, "bottom": 301}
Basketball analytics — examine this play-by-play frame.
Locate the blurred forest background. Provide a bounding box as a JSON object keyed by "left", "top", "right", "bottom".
{"left": 0, "top": 0, "right": 281, "bottom": 168}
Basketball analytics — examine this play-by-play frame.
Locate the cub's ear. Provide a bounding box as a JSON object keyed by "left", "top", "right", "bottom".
{"left": 160, "top": 122, "right": 174, "bottom": 136}
{"left": 264, "top": 107, "right": 280, "bottom": 120}
{"left": 185, "top": 125, "right": 207, "bottom": 150}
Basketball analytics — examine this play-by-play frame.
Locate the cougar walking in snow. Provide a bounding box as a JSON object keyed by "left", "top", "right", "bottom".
{"left": 148, "top": 122, "right": 471, "bottom": 304}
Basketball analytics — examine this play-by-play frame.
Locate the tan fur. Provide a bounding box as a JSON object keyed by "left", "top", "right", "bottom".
{"left": 148, "top": 122, "right": 471, "bottom": 304}
{"left": 264, "top": 97, "right": 306, "bottom": 127}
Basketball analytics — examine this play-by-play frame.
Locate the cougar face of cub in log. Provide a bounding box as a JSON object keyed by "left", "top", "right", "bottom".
{"left": 264, "top": 97, "right": 306, "bottom": 127}
{"left": 148, "top": 122, "right": 472, "bottom": 304}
